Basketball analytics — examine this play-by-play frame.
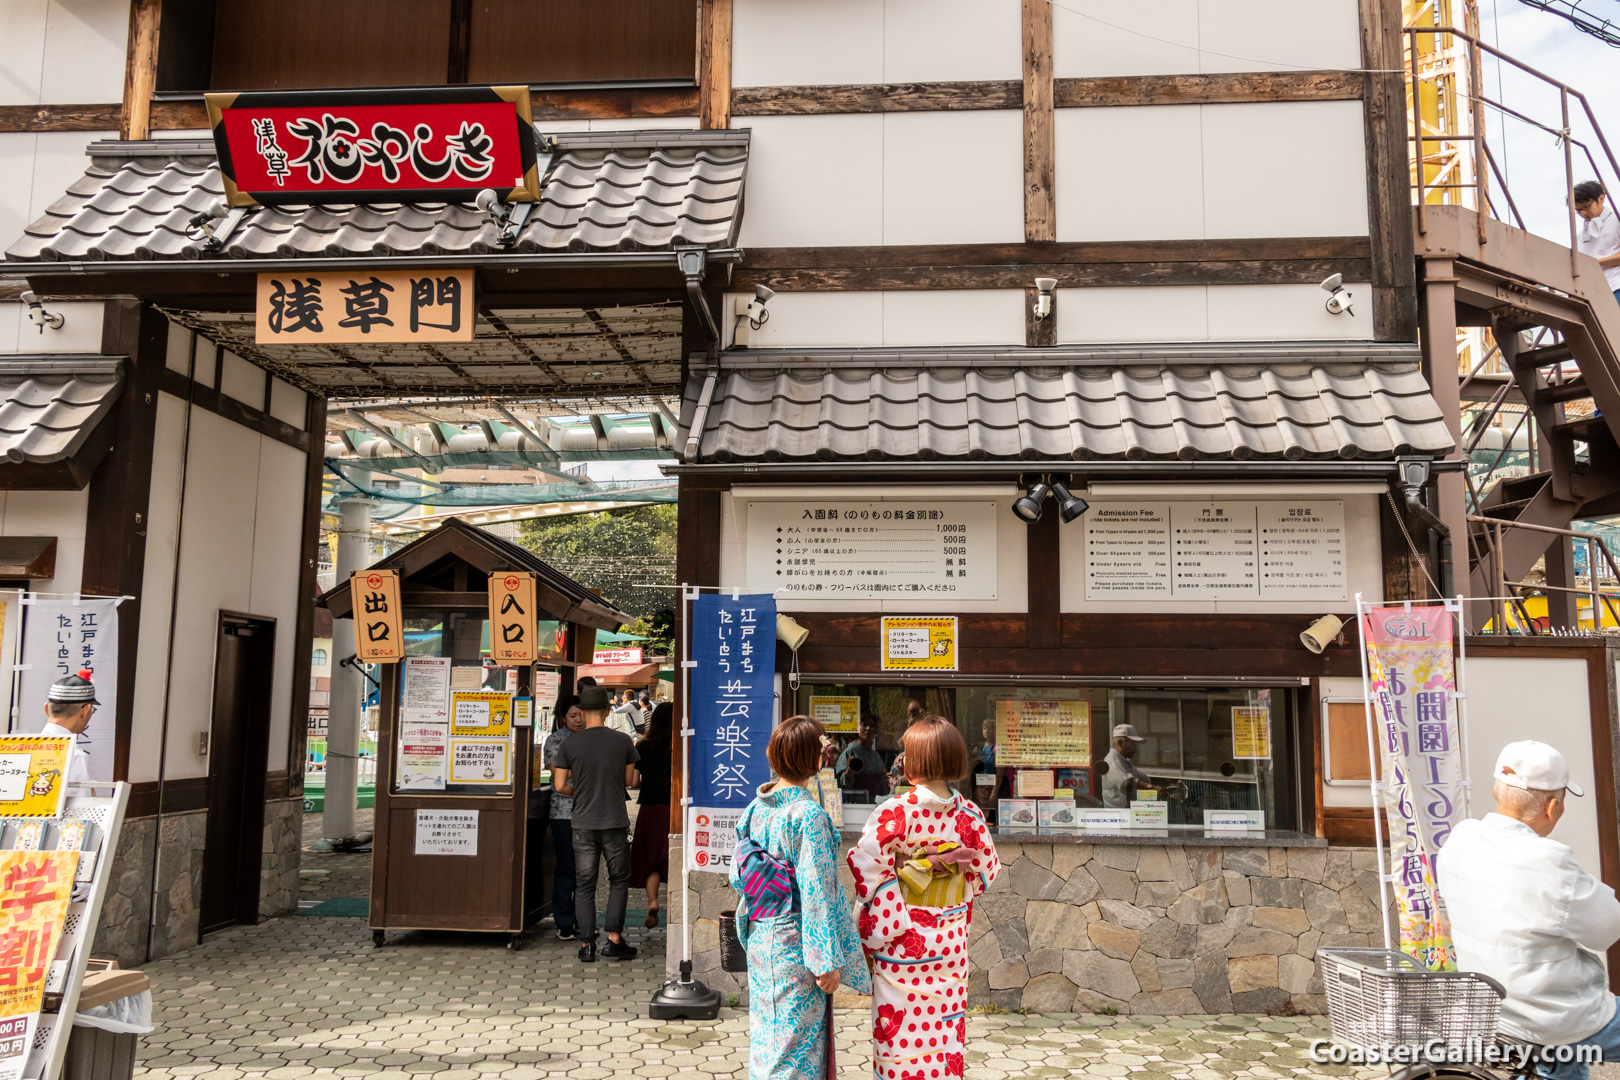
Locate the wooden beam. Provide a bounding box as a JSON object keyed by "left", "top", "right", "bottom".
{"left": 447, "top": 0, "right": 473, "bottom": 84}
{"left": 740, "top": 237, "right": 1372, "bottom": 269}
{"left": 699, "top": 0, "right": 733, "bottom": 130}
{"left": 1026, "top": 510, "right": 1059, "bottom": 647}
{"left": 1360, "top": 0, "right": 1419, "bottom": 341}
{"left": 733, "top": 81, "right": 1021, "bottom": 115}
{"left": 1022, "top": 0, "right": 1055, "bottom": 243}
{"left": 121, "top": 0, "right": 161, "bottom": 141}
{"left": 285, "top": 392, "right": 328, "bottom": 798}
{"left": 532, "top": 86, "right": 698, "bottom": 122}
{"left": 1056, "top": 70, "right": 1364, "bottom": 108}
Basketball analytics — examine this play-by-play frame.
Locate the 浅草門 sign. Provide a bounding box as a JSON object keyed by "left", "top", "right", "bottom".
{"left": 256, "top": 269, "right": 474, "bottom": 345}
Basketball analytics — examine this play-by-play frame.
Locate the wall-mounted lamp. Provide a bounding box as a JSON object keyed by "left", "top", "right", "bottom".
{"left": 1032, "top": 277, "right": 1056, "bottom": 320}
{"left": 1321, "top": 273, "right": 1354, "bottom": 316}
{"left": 1012, "top": 476, "right": 1091, "bottom": 524}
{"left": 19, "top": 291, "right": 63, "bottom": 333}
{"left": 1012, "top": 479, "right": 1052, "bottom": 523}
{"left": 1300, "top": 614, "right": 1345, "bottom": 654}
{"left": 745, "top": 285, "right": 774, "bottom": 330}
{"left": 1050, "top": 479, "right": 1089, "bottom": 523}
{"left": 777, "top": 613, "right": 808, "bottom": 689}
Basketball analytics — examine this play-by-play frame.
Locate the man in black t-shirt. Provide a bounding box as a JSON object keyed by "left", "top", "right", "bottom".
{"left": 552, "top": 684, "right": 641, "bottom": 962}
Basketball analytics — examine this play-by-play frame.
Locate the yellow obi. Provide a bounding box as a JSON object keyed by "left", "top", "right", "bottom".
{"left": 896, "top": 841, "right": 970, "bottom": 908}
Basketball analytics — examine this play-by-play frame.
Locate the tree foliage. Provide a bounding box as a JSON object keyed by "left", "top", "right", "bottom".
{"left": 516, "top": 503, "right": 676, "bottom": 619}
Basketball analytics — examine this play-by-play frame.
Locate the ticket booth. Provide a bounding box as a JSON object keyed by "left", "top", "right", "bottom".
{"left": 320, "top": 518, "right": 629, "bottom": 948}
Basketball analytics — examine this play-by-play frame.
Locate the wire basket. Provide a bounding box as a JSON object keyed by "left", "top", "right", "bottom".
{"left": 1318, "top": 948, "right": 1504, "bottom": 1052}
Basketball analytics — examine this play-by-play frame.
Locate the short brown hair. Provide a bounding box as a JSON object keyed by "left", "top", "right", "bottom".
{"left": 768, "top": 715, "right": 824, "bottom": 782}
{"left": 902, "top": 716, "right": 968, "bottom": 782}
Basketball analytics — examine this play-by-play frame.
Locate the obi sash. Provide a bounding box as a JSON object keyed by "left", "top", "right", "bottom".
{"left": 735, "top": 834, "right": 798, "bottom": 920}
{"left": 896, "top": 841, "right": 975, "bottom": 908}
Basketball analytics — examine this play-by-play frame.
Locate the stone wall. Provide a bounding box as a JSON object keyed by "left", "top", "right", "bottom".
{"left": 260, "top": 798, "right": 302, "bottom": 918}
{"left": 92, "top": 815, "right": 156, "bottom": 968}
{"left": 672, "top": 835, "right": 1382, "bottom": 1015}
{"left": 148, "top": 809, "right": 208, "bottom": 960}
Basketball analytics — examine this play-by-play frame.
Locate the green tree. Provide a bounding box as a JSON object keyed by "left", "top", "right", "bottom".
{"left": 516, "top": 503, "right": 676, "bottom": 619}
{"left": 629, "top": 607, "right": 675, "bottom": 657}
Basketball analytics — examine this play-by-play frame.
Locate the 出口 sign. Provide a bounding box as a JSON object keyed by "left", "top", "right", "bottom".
{"left": 353, "top": 569, "right": 404, "bottom": 663}
{"left": 256, "top": 269, "right": 474, "bottom": 344}
{"left": 487, "top": 572, "right": 537, "bottom": 663}
{"left": 206, "top": 85, "right": 541, "bottom": 207}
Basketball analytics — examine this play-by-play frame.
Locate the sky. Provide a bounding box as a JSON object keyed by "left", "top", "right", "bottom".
{"left": 1472, "top": 1, "right": 1620, "bottom": 242}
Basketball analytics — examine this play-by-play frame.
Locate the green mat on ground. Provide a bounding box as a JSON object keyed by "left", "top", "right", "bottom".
{"left": 301, "top": 897, "right": 370, "bottom": 917}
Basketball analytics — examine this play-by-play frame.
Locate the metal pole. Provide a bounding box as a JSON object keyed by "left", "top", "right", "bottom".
{"left": 1411, "top": 30, "right": 1428, "bottom": 235}
{"left": 1564, "top": 89, "right": 1579, "bottom": 277}
{"left": 680, "top": 583, "right": 695, "bottom": 968}
{"left": 1453, "top": 596, "right": 1473, "bottom": 818}
{"left": 1355, "top": 594, "right": 1396, "bottom": 952}
{"left": 1590, "top": 537, "right": 1602, "bottom": 632}
{"left": 324, "top": 496, "right": 373, "bottom": 841}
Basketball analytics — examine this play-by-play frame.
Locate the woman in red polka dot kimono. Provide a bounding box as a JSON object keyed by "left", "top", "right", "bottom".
{"left": 848, "top": 716, "right": 1001, "bottom": 1080}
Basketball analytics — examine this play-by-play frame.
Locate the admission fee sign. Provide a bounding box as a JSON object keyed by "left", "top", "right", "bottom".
{"left": 686, "top": 593, "right": 776, "bottom": 874}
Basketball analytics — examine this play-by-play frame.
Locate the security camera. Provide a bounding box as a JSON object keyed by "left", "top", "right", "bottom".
{"left": 746, "top": 284, "right": 774, "bottom": 330}
{"left": 1321, "top": 274, "right": 1354, "bottom": 316}
{"left": 1033, "top": 277, "right": 1057, "bottom": 320}
{"left": 19, "top": 291, "right": 63, "bottom": 332}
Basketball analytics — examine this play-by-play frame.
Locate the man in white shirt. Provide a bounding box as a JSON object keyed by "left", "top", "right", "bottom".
{"left": 1436, "top": 741, "right": 1620, "bottom": 1078}
{"left": 39, "top": 669, "right": 97, "bottom": 784}
{"left": 1574, "top": 181, "right": 1620, "bottom": 304}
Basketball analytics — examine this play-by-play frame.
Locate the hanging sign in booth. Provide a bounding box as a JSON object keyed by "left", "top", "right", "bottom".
{"left": 686, "top": 593, "right": 777, "bottom": 874}
{"left": 205, "top": 84, "right": 543, "bottom": 207}
{"left": 353, "top": 569, "right": 404, "bottom": 663}
{"left": 18, "top": 597, "right": 120, "bottom": 781}
{"left": 1362, "top": 603, "right": 1466, "bottom": 971}
{"left": 487, "top": 572, "right": 538, "bottom": 663}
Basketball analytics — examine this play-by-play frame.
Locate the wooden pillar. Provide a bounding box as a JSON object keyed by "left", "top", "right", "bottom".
{"left": 83, "top": 300, "right": 168, "bottom": 781}
{"left": 286, "top": 393, "right": 329, "bottom": 797}
{"left": 1024, "top": 286, "right": 1055, "bottom": 348}
{"left": 699, "top": 0, "right": 733, "bottom": 131}
{"left": 1360, "top": 0, "right": 1419, "bottom": 342}
{"left": 1026, "top": 504, "right": 1060, "bottom": 649}
{"left": 121, "top": 0, "right": 161, "bottom": 141}
{"left": 1021, "top": 0, "right": 1055, "bottom": 243}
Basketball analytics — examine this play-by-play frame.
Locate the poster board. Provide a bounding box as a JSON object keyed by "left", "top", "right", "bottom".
{"left": 0, "top": 850, "right": 78, "bottom": 1080}
{"left": 994, "top": 700, "right": 1091, "bottom": 767}
{"left": 880, "top": 617, "right": 958, "bottom": 671}
{"left": 808, "top": 695, "right": 860, "bottom": 733}
{"left": 0, "top": 737, "right": 73, "bottom": 818}
{"left": 1232, "top": 706, "right": 1271, "bottom": 759}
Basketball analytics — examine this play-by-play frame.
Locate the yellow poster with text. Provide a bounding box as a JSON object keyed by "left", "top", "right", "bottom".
{"left": 880, "top": 617, "right": 958, "bottom": 671}
{"left": 450, "top": 691, "right": 513, "bottom": 738}
{"left": 1232, "top": 707, "right": 1270, "bottom": 759}
{"left": 809, "top": 695, "right": 860, "bottom": 732}
{"left": 0, "top": 849, "right": 80, "bottom": 1016}
{"left": 995, "top": 700, "right": 1091, "bottom": 767}
{"left": 0, "top": 737, "right": 73, "bottom": 818}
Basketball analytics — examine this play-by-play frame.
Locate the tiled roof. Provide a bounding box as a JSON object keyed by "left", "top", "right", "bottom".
{"left": 0, "top": 357, "right": 124, "bottom": 464}
{"left": 679, "top": 347, "right": 1455, "bottom": 462}
{"left": 6, "top": 130, "right": 748, "bottom": 262}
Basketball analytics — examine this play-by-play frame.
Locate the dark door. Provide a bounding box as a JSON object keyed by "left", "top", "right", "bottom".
{"left": 200, "top": 614, "right": 277, "bottom": 937}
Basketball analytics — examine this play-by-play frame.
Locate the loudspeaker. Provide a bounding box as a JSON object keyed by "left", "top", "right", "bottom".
{"left": 776, "top": 614, "right": 809, "bottom": 651}
{"left": 1300, "top": 615, "right": 1345, "bottom": 654}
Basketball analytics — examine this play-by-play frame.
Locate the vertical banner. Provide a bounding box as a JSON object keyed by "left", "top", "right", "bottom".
{"left": 0, "top": 850, "right": 79, "bottom": 1080}
{"left": 353, "top": 569, "right": 404, "bottom": 662}
{"left": 1363, "top": 605, "right": 1464, "bottom": 970}
{"left": 488, "top": 572, "right": 538, "bottom": 663}
{"left": 19, "top": 598, "right": 120, "bottom": 780}
{"left": 686, "top": 593, "right": 777, "bottom": 874}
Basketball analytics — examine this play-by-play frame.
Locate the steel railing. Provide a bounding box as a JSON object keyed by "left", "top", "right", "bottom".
{"left": 1467, "top": 515, "right": 1620, "bottom": 634}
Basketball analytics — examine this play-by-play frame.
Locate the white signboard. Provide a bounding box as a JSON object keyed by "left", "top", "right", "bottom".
{"left": 18, "top": 599, "right": 120, "bottom": 779}
{"left": 450, "top": 739, "right": 509, "bottom": 784}
{"left": 1206, "top": 810, "right": 1266, "bottom": 833}
{"left": 747, "top": 501, "right": 998, "bottom": 600}
{"left": 1083, "top": 501, "right": 1346, "bottom": 602}
{"left": 688, "top": 807, "right": 743, "bottom": 874}
{"left": 401, "top": 657, "right": 451, "bottom": 725}
{"left": 414, "top": 809, "right": 478, "bottom": 856}
{"left": 397, "top": 721, "right": 447, "bottom": 792}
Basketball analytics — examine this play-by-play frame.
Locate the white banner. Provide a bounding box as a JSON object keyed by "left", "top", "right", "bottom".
{"left": 19, "top": 599, "right": 119, "bottom": 780}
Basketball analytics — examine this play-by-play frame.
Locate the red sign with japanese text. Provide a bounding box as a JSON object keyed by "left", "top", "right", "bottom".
{"left": 206, "top": 86, "right": 541, "bottom": 207}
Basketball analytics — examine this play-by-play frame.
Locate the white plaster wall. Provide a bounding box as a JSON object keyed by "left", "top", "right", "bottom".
{"left": 250, "top": 438, "right": 308, "bottom": 774}
{"left": 719, "top": 485, "right": 1030, "bottom": 613}
{"left": 0, "top": 130, "right": 112, "bottom": 269}
{"left": 0, "top": 1, "right": 128, "bottom": 105}
{"left": 1056, "top": 486, "right": 1385, "bottom": 614}
{"left": 0, "top": 299, "right": 104, "bottom": 353}
{"left": 736, "top": 112, "right": 1023, "bottom": 248}
{"left": 127, "top": 390, "right": 186, "bottom": 784}
{"left": 1055, "top": 101, "right": 1368, "bottom": 242}
{"left": 268, "top": 379, "right": 307, "bottom": 430}
{"left": 722, "top": 290, "right": 1025, "bottom": 348}
{"left": 1053, "top": 0, "right": 1360, "bottom": 78}
{"left": 0, "top": 486, "right": 87, "bottom": 593}
{"left": 220, "top": 350, "right": 265, "bottom": 409}
{"left": 732, "top": 0, "right": 1020, "bottom": 87}
{"left": 1056, "top": 282, "right": 1372, "bottom": 342}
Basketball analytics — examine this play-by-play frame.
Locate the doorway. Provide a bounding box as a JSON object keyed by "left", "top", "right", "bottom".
{"left": 200, "top": 612, "right": 277, "bottom": 937}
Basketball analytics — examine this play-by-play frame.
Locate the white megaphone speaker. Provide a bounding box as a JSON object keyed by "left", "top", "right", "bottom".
{"left": 1300, "top": 615, "right": 1345, "bottom": 654}
{"left": 776, "top": 614, "right": 810, "bottom": 652}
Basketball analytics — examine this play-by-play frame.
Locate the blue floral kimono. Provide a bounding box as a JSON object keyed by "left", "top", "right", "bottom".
{"left": 731, "top": 783, "right": 871, "bottom": 1080}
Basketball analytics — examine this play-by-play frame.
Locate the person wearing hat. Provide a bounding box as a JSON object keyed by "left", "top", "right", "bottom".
{"left": 1100, "top": 723, "right": 1153, "bottom": 809}
{"left": 551, "top": 683, "right": 641, "bottom": 963}
{"left": 1436, "top": 741, "right": 1620, "bottom": 1078}
{"left": 41, "top": 669, "right": 97, "bottom": 784}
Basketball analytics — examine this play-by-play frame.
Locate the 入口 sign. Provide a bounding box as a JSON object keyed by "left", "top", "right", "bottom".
{"left": 880, "top": 616, "right": 958, "bottom": 671}
{"left": 257, "top": 269, "right": 474, "bottom": 345}
{"left": 353, "top": 569, "right": 404, "bottom": 662}
{"left": 487, "top": 572, "right": 537, "bottom": 663}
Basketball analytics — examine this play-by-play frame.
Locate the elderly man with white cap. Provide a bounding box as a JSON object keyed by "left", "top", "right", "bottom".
{"left": 1436, "top": 741, "right": 1620, "bottom": 1078}
{"left": 39, "top": 668, "right": 98, "bottom": 784}
{"left": 1101, "top": 723, "right": 1154, "bottom": 809}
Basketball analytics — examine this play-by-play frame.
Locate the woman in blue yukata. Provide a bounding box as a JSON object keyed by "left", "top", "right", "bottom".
{"left": 731, "top": 716, "right": 871, "bottom": 1080}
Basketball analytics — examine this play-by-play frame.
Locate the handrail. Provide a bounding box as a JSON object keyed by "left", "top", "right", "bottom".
{"left": 1466, "top": 515, "right": 1620, "bottom": 634}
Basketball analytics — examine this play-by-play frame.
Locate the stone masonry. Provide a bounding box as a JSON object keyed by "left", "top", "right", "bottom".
{"left": 260, "top": 797, "right": 302, "bottom": 919}
{"left": 92, "top": 814, "right": 157, "bottom": 967}
{"left": 148, "top": 808, "right": 208, "bottom": 960}
{"left": 674, "top": 835, "right": 1382, "bottom": 1015}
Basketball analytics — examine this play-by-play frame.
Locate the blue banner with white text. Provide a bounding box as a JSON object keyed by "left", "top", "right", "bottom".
{"left": 686, "top": 593, "right": 776, "bottom": 873}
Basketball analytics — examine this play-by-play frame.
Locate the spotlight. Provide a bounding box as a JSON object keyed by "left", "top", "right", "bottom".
{"left": 1321, "top": 273, "right": 1354, "bottom": 316}
{"left": 1032, "top": 277, "right": 1056, "bottom": 320}
{"left": 1051, "top": 480, "right": 1089, "bottom": 523}
{"left": 475, "top": 188, "right": 505, "bottom": 226}
{"left": 746, "top": 285, "right": 774, "bottom": 330}
{"left": 1012, "top": 481, "right": 1051, "bottom": 523}
{"left": 19, "top": 291, "right": 63, "bottom": 333}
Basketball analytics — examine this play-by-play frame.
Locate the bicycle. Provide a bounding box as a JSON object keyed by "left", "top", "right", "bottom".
{"left": 1318, "top": 948, "right": 1556, "bottom": 1080}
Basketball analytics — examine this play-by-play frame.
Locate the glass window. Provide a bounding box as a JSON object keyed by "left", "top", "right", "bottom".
{"left": 311, "top": 648, "right": 327, "bottom": 667}
{"left": 391, "top": 612, "right": 517, "bottom": 798}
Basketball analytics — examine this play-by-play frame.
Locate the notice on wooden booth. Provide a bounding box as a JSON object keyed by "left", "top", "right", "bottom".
{"left": 401, "top": 657, "right": 451, "bottom": 725}
{"left": 414, "top": 810, "right": 478, "bottom": 856}
{"left": 353, "top": 569, "right": 404, "bottom": 662}
{"left": 450, "top": 739, "right": 509, "bottom": 784}
{"left": 450, "top": 691, "right": 512, "bottom": 738}
{"left": 808, "top": 695, "right": 860, "bottom": 732}
{"left": 397, "top": 722, "right": 448, "bottom": 792}
{"left": 881, "top": 616, "right": 958, "bottom": 671}
{"left": 488, "top": 572, "right": 537, "bottom": 663}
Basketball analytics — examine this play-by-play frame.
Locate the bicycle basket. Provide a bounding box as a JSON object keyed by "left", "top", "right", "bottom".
{"left": 1318, "top": 948, "right": 1503, "bottom": 1052}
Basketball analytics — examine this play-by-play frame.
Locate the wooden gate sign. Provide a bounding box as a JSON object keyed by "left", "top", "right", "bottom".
{"left": 488, "top": 572, "right": 538, "bottom": 663}
{"left": 256, "top": 268, "right": 475, "bottom": 344}
{"left": 353, "top": 568, "right": 404, "bottom": 663}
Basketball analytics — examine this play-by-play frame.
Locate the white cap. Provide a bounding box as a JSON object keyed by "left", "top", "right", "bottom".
{"left": 1112, "top": 723, "right": 1145, "bottom": 742}
{"left": 1495, "top": 740, "right": 1584, "bottom": 797}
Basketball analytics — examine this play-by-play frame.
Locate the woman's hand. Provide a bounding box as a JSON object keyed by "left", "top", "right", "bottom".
{"left": 816, "top": 970, "right": 840, "bottom": 995}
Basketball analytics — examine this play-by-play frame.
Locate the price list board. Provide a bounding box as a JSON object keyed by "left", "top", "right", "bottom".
{"left": 994, "top": 699, "right": 1092, "bottom": 767}
{"left": 1082, "top": 501, "right": 1347, "bottom": 602}
{"left": 746, "top": 501, "right": 998, "bottom": 600}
